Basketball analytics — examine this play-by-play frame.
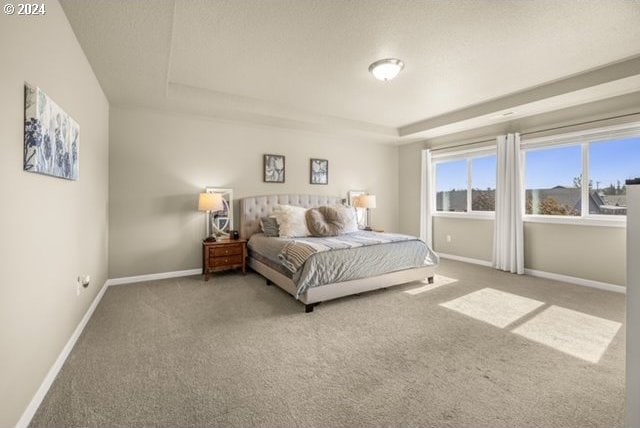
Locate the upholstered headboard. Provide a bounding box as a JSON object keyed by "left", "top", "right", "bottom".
{"left": 239, "top": 194, "right": 343, "bottom": 239}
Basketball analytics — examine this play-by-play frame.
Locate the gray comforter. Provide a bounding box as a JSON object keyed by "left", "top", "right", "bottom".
{"left": 248, "top": 231, "right": 439, "bottom": 298}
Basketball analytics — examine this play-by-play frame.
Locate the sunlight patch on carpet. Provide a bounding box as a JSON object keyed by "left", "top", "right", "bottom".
{"left": 512, "top": 305, "right": 622, "bottom": 363}
{"left": 440, "top": 288, "right": 545, "bottom": 328}
{"left": 404, "top": 275, "right": 458, "bottom": 295}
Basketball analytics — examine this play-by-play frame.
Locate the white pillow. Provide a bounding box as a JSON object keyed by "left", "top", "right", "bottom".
{"left": 272, "top": 205, "right": 310, "bottom": 238}
{"left": 333, "top": 205, "right": 359, "bottom": 233}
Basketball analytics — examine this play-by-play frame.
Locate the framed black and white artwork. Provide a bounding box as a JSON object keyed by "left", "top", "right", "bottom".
{"left": 310, "top": 158, "right": 328, "bottom": 185}
{"left": 264, "top": 154, "right": 285, "bottom": 183}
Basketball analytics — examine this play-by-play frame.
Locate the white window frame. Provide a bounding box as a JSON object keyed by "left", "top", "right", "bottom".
{"left": 431, "top": 147, "right": 497, "bottom": 220}
{"left": 521, "top": 122, "right": 640, "bottom": 229}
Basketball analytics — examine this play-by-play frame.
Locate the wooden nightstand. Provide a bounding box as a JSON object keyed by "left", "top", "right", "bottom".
{"left": 202, "top": 239, "right": 247, "bottom": 281}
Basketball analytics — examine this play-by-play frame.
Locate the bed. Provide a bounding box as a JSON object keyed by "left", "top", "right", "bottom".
{"left": 240, "top": 194, "right": 439, "bottom": 312}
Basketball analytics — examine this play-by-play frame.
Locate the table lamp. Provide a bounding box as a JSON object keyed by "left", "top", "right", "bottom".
{"left": 198, "top": 192, "right": 224, "bottom": 242}
{"left": 353, "top": 194, "right": 376, "bottom": 230}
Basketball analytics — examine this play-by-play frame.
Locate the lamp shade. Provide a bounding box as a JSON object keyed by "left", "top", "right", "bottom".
{"left": 353, "top": 194, "right": 376, "bottom": 209}
{"left": 198, "top": 192, "right": 224, "bottom": 212}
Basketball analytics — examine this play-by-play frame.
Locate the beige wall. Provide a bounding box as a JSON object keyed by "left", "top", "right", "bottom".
{"left": 0, "top": 3, "right": 109, "bottom": 427}
{"left": 524, "top": 222, "right": 626, "bottom": 285}
{"left": 398, "top": 142, "right": 422, "bottom": 237}
{"left": 109, "top": 107, "right": 399, "bottom": 278}
{"left": 626, "top": 184, "right": 640, "bottom": 426}
{"left": 433, "top": 217, "right": 494, "bottom": 262}
{"left": 429, "top": 216, "right": 626, "bottom": 286}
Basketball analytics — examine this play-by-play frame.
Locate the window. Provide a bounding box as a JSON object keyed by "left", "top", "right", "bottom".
{"left": 434, "top": 153, "right": 496, "bottom": 214}
{"left": 522, "top": 127, "right": 640, "bottom": 221}
{"left": 589, "top": 137, "right": 640, "bottom": 216}
{"left": 472, "top": 156, "right": 497, "bottom": 212}
{"left": 436, "top": 160, "right": 467, "bottom": 212}
{"left": 525, "top": 145, "right": 582, "bottom": 216}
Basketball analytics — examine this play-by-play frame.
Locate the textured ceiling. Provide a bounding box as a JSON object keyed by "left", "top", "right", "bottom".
{"left": 60, "top": 0, "right": 640, "bottom": 142}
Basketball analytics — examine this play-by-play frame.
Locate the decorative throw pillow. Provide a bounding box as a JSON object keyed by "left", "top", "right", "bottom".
{"left": 333, "top": 205, "right": 359, "bottom": 233}
{"left": 271, "top": 205, "right": 310, "bottom": 238}
{"left": 306, "top": 206, "right": 345, "bottom": 237}
{"left": 260, "top": 216, "right": 280, "bottom": 237}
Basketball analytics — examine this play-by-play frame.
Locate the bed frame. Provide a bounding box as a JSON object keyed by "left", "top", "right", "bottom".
{"left": 239, "top": 194, "right": 436, "bottom": 312}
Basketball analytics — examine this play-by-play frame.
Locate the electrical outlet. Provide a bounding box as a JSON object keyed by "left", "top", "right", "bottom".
{"left": 76, "top": 275, "right": 90, "bottom": 296}
{"left": 80, "top": 275, "right": 90, "bottom": 288}
{"left": 446, "top": 234, "right": 452, "bottom": 243}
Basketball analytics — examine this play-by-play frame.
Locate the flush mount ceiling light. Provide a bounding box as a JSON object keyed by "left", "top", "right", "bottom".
{"left": 368, "top": 58, "right": 404, "bottom": 81}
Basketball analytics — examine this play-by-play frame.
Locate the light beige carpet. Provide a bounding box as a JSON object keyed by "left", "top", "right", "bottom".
{"left": 30, "top": 259, "right": 625, "bottom": 428}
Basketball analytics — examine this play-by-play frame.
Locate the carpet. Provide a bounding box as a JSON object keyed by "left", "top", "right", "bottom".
{"left": 30, "top": 259, "right": 625, "bottom": 427}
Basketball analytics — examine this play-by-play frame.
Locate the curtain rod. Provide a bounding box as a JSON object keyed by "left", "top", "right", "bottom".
{"left": 429, "top": 111, "right": 640, "bottom": 153}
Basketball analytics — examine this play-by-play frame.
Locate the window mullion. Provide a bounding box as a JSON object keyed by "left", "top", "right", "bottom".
{"left": 431, "top": 160, "right": 436, "bottom": 215}
{"left": 581, "top": 143, "right": 589, "bottom": 217}
{"left": 520, "top": 150, "right": 526, "bottom": 215}
{"left": 467, "top": 159, "right": 473, "bottom": 212}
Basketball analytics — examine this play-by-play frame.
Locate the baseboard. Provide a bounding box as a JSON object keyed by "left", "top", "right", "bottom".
{"left": 15, "top": 280, "right": 109, "bottom": 428}
{"left": 438, "top": 252, "right": 626, "bottom": 294}
{"left": 438, "top": 252, "right": 493, "bottom": 267}
{"left": 106, "top": 268, "right": 201, "bottom": 286}
{"left": 524, "top": 268, "right": 626, "bottom": 294}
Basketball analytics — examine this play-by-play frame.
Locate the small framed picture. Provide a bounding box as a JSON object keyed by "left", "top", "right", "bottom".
{"left": 310, "top": 158, "right": 328, "bottom": 185}
{"left": 264, "top": 154, "right": 285, "bottom": 183}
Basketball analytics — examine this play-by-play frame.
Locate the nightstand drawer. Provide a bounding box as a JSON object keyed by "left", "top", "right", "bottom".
{"left": 210, "top": 254, "right": 243, "bottom": 267}
{"left": 211, "top": 245, "right": 243, "bottom": 257}
{"left": 202, "top": 239, "right": 247, "bottom": 281}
